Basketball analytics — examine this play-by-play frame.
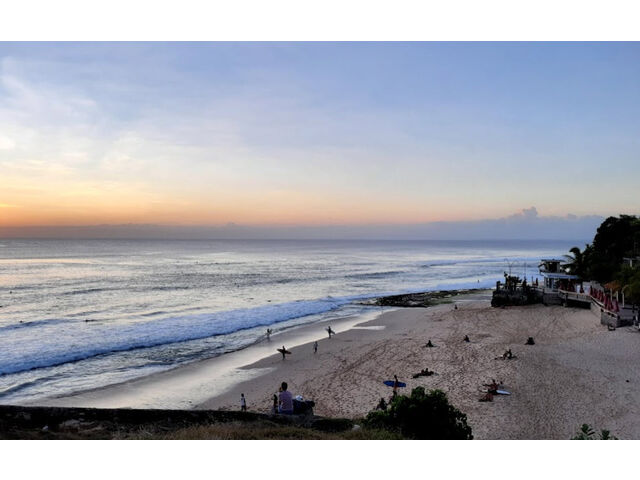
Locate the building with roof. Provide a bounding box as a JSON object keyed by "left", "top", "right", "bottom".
{"left": 538, "top": 259, "right": 579, "bottom": 291}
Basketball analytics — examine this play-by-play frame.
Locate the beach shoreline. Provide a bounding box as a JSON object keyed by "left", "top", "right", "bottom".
{"left": 23, "top": 289, "right": 488, "bottom": 410}
{"left": 17, "top": 287, "right": 640, "bottom": 439}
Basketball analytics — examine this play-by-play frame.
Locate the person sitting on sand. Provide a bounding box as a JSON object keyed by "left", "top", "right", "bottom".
{"left": 376, "top": 397, "right": 387, "bottom": 411}
{"left": 278, "top": 382, "right": 294, "bottom": 414}
{"left": 525, "top": 337, "right": 535, "bottom": 345}
{"left": 502, "top": 349, "right": 514, "bottom": 360}
{"left": 425, "top": 340, "right": 434, "bottom": 348}
{"left": 485, "top": 379, "right": 501, "bottom": 394}
{"left": 479, "top": 392, "right": 493, "bottom": 402}
{"left": 463, "top": 335, "right": 470, "bottom": 343}
{"left": 413, "top": 368, "right": 431, "bottom": 378}
{"left": 272, "top": 394, "right": 278, "bottom": 414}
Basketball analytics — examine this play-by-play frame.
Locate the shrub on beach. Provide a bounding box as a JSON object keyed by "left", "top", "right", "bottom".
{"left": 571, "top": 424, "right": 618, "bottom": 440}
{"left": 364, "top": 387, "right": 473, "bottom": 440}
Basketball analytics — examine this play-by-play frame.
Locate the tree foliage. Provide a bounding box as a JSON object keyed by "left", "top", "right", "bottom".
{"left": 567, "top": 215, "right": 640, "bottom": 283}
{"left": 563, "top": 246, "right": 587, "bottom": 278}
{"left": 617, "top": 266, "right": 640, "bottom": 304}
{"left": 571, "top": 423, "right": 618, "bottom": 440}
{"left": 364, "top": 387, "right": 473, "bottom": 439}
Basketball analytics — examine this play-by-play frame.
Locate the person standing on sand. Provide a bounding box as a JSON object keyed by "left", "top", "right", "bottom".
{"left": 327, "top": 326, "right": 335, "bottom": 338}
{"left": 278, "top": 382, "right": 294, "bottom": 414}
{"left": 240, "top": 393, "right": 247, "bottom": 412}
{"left": 313, "top": 341, "right": 318, "bottom": 354}
{"left": 392, "top": 375, "right": 400, "bottom": 397}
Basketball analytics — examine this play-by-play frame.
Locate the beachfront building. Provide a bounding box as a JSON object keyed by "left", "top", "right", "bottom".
{"left": 538, "top": 259, "right": 579, "bottom": 291}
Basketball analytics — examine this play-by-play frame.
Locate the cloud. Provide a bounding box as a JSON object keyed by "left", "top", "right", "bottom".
{"left": 0, "top": 207, "right": 605, "bottom": 241}
{"left": 509, "top": 206, "right": 538, "bottom": 220}
{"left": 1, "top": 46, "right": 637, "bottom": 229}
{"left": 0, "top": 134, "right": 15, "bottom": 150}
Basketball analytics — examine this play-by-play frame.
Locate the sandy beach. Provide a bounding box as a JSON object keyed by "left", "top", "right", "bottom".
{"left": 198, "top": 294, "right": 640, "bottom": 440}
{"left": 35, "top": 291, "right": 640, "bottom": 439}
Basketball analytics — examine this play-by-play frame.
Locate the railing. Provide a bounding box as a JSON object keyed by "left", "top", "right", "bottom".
{"left": 557, "top": 289, "right": 592, "bottom": 303}
{"left": 589, "top": 291, "right": 637, "bottom": 321}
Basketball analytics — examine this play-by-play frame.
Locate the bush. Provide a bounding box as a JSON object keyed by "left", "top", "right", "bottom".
{"left": 364, "top": 387, "right": 473, "bottom": 439}
{"left": 571, "top": 424, "right": 618, "bottom": 440}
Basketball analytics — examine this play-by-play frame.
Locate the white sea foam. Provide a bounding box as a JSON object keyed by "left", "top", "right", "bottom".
{"left": 0, "top": 298, "right": 349, "bottom": 375}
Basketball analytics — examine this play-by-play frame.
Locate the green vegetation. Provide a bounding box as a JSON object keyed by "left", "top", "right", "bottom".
{"left": 363, "top": 387, "right": 473, "bottom": 439}
{"left": 0, "top": 405, "right": 404, "bottom": 440}
{"left": 121, "top": 421, "right": 402, "bottom": 440}
{"left": 566, "top": 215, "right": 640, "bottom": 303}
{"left": 571, "top": 423, "right": 618, "bottom": 440}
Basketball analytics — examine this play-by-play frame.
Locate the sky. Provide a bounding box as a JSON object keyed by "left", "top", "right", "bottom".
{"left": 0, "top": 42, "right": 639, "bottom": 238}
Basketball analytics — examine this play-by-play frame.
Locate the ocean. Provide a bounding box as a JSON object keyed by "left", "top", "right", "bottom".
{"left": 0, "top": 238, "right": 577, "bottom": 404}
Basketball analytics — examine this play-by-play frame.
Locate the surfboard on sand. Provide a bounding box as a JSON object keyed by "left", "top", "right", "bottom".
{"left": 277, "top": 348, "right": 292, "bottom": 355}
{"left": 383, "top": 380, "right": 406, "bottom": 388}
{"left": 495, "top": 389, "right": 511, "bottom": 395}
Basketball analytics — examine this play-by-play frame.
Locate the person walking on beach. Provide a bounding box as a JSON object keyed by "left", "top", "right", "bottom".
{"left": 327, "top": 326, "right": 335, "bottom": 338}
{"left": 313, "top": 341, "right": 318, "bottom": 354}
{"left": 266, "top": 328, "right": 272, "bottom": 340}
{"left": 392, "top": 375, "right": 400, "bottom": 397}
{"left": 240, "top": 393, "right": 247, "bottom": 412}
{"left": 278, "top": 382, "right": 294, "bottom": 414}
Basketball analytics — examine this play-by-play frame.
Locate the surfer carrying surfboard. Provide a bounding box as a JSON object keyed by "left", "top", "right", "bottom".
{"left": 383, "top": 377, "right": 406, "bottom": 396}
{"left": 326, "top": 326, "right": 335, "bottom": 338}
{"left": 277, "top": 346, "right": 291, "bottom": 360}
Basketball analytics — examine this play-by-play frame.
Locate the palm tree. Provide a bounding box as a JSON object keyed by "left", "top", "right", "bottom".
{"left": 564, "top": 246, "right": 586, "bottom": 279}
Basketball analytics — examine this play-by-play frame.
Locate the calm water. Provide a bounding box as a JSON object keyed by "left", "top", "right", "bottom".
{"left": 0, "top": 238, "right": 576, "bottom": 403}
